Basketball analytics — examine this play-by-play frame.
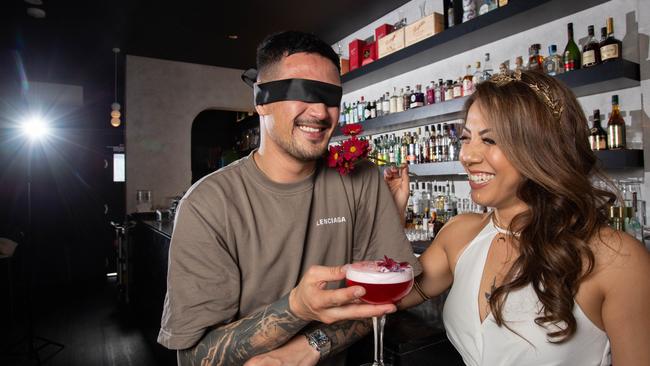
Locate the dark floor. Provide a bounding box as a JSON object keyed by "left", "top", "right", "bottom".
{"left": 1, "top": 278, "right": 177, "bottom": 366}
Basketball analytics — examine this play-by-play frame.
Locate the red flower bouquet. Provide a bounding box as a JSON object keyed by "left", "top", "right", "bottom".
{"left": 327, "top": 123, "right": 370, "bottom": 175}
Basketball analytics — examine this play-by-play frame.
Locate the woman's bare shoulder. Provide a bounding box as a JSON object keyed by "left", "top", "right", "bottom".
{"left": 436, "top": 212, "right": 491, "bottom": 250}
{"left": 590, "top": 227, "right": 650, "bottom": 286}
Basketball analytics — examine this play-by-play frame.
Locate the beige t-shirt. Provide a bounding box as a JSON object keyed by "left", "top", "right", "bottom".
{"left": 158, "top": 152, "right": 421, "bottom": 358}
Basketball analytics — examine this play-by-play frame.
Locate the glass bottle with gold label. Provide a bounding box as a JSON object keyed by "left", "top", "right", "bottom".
{"left": 607, "top": 95, "right": 626, "bottom": 149}
{"left": 582, "top": 25, "right": 601, "bottom": 68}
{"left": 589, "top": 109, "right": 608, "bottom": 150}
{"left": 600, "top": 17, "right": 622, "bottom": 62}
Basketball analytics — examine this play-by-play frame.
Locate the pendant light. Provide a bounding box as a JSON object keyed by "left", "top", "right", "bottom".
{"left": 110, "top": 48, "right": 121, "bottom": 128}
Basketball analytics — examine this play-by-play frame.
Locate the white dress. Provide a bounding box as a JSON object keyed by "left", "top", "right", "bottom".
{"left": 442, "top": 220, "right": 611, "bottom": 366}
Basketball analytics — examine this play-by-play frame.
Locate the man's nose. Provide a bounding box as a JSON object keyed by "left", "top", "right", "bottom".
{"left": 307, "top": 103, "right": 329, "bottom": 121}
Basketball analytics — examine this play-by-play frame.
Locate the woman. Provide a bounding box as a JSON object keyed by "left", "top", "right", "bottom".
{"left": 385, "top": 70, "right": 650, "bottom": 365}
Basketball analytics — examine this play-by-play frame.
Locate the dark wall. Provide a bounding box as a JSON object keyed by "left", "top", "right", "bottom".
{"left": 0, "top": 48, "right": 126, "bottom": 288}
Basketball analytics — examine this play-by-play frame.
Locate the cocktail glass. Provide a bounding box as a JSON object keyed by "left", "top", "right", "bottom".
{"left": 345, "top": 260, "right": 414, "bottom": 366}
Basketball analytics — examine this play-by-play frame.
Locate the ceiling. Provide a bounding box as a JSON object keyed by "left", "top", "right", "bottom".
{"left": 1, "top": 0, "right": 409, "bottom": 92}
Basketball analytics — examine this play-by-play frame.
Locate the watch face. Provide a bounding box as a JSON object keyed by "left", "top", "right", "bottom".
{"left": 307, "top": 329, "right": 331, "bottom": 356}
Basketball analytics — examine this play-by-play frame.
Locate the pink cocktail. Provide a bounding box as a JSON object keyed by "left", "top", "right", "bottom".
{"left": 345, "top": 262, "right": 413, "bottom": 304}
{"left": 345, "top": 259, "right": 414, "bottom": 366}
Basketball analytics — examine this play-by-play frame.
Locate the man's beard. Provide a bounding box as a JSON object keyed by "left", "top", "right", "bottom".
{"left": 272, "top": 117, "right": 331, "bottom": 162}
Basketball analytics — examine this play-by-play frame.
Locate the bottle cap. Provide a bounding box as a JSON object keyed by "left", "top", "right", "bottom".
{"left": 549, "top": 44, "right": 557, "bottom": 53}
{"left": 612, "top": 95, "right": 619, "bottom": 104}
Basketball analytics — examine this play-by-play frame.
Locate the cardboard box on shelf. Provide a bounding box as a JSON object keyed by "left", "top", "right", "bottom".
{"left": 339, "top": 58, "right": 350, "bottom": 75}
{"left": 361, "top": 41, "right": 377, "bottom": 66}
{"left": 378, "top": 28, "right": 405, "bottom": 59}
{"left": 348, "top": 39, "right": 365, "bottom": 71}
{"left": 375, "top": 24, "right": 394, "bottom": 41}
{"left": 405, "top": 12, "right": 444, "bottom": 47}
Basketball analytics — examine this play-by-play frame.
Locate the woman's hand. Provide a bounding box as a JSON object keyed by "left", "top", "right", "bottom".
{"left": 383, "top": 164, "right": 410, "bottom": 217}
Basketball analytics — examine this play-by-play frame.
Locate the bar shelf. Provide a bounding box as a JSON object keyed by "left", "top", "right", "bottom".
{"left": 341, "top": 0, "right": 609, "bottom": 93}
{"left": 333, "top": 59, "right": 640, "bottom": 142}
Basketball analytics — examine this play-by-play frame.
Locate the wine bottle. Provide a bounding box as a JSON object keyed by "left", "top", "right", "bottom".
{"left": 563, "top": 23, "right": 581, "bottom": 71}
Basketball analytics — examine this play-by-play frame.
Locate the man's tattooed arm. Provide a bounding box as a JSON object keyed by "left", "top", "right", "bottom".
{"left": 177, "top": 294, "right": 309, "bottom": 366}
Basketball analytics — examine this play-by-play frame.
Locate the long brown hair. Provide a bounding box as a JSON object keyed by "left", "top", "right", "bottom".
{"left": 464, "top": 70, "right": 616, "bottom": 341}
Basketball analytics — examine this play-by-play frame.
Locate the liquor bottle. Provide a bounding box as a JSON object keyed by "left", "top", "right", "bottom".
{"left": 414, "top": 128, "right": 422, "bottom": 164}
{"left": 589, "top": 109, "right": 608, "bottom": 150}
{"left": 514, "top": 56, "right": 524, "bottom": 72}
{"left": 401, "top": 133, "right": 409, "bottom": 166}
{"left": 423, "top": 126, "right": 431, "bottom": 163}
{"left": 350, "top": 101, "right": 357, "bottom": 123}
{"left": 441, "top": 123, "right": 450, "bottom": 161}
{"left": 582, "top": 25, "right": 601, "bottom": 68}
{"left": 390, "top": 88, "right": 399, "bottom": 114}
{"left": 429, "top": 125, "right": 437, "bottom": 162}
{"left": 448, "top": 0, "right": 455, "bottom": 28}
{"left": 527, "top": 44, "right": 543, "bottom": 71}
{"left": 358, "top": 96, "right": 366, "bottom": 122}
{"left": 403, "top": 86, "right": 412, "bottom": 111}
{"left": 376, "top": 98, "right": 384, "bottom": 118}
{"left": 364, "top": 100, "right": 373, "bottom": 120}
{"left": 435, "top": 79, "right": 444, "bottom": 103}
{"left": 410, "top": 84, "right": 425, "bottom": 108}
{"left": 436, "top": 124, "right": 444, "bottom": 162}
{"left": 396, "top": 88, "right": 405, "bottom": 112}
{"left": 369, "top": 101, "right": 377, "bottom": 119}
{"left": 462, "top": 65, "right": 474, "bottom": 96}
{"left": 426, "top": 81, "right": 435, "bottom": 105}
{"left": 419, "top": 127, "right": 429, "bottom": 163}
{"left": 448, "top": 124, "right": 459, "bottom": 161}
{"left": 563, "top": 23, "right": 581, "bottom": 71}
{"left": 600, "top": 17, "right": 622, "bottom": 63}
{"left": 339, "top": 102, "right": 347, "bottom": 125}
{"left": 453, "top": 78, "right": 463, "bottom": 98}
{"left": 499, "top": 62, "right": 509, "bottom": 75}
{"left": 483, "top": 53, "right": 493, "bottom": 80}
{"left": 462, "top": 0, "right": 476, "bottom": 23}
{"left": 543, "top": 45, "right": 564, "bottom": 76}
{"left": 444, "top": 80, "right": 454, "bottom": 101}
{"left": 607, "top": 95, "right": 626, "bottom": 149}
{"left": 407, "top": 132, "right": 416, "bottom": 165}
{"left": 382, "top": 92, "right": 390, "bottom": 115}
{"left": 473, "top": 61, "right": 483, "bottom": 84}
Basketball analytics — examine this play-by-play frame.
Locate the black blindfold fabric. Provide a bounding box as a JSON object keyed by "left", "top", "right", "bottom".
{"left": 254, "top": 78, "right": 342, "bottom": 107}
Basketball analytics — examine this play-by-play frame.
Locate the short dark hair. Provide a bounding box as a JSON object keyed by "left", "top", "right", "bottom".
{"left": 256, "top": 31, "right": 340, "bottom": 80}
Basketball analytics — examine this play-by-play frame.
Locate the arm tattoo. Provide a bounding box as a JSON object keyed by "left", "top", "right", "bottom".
{"left": 306, "top": 319, "right": 372, "bottom": 357}
{"left": 178, "top": 294, "right": 309, "bottom": 366}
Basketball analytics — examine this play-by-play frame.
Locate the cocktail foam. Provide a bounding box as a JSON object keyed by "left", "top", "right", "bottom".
{"left": 346, "top": 262, "right": 413, "bottom": 284}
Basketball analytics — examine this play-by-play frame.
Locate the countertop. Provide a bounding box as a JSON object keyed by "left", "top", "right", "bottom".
{"left": 140, "top": 219, "right": 173, "bottom": 239}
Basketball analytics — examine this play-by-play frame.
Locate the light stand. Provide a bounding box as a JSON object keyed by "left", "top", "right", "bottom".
{"left": 1, "top": 119, "right": 64, "bottom": 365}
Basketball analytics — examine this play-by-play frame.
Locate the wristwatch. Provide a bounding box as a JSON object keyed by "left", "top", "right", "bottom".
{"left": 304, "top": 329, "right": 331, "bottom": 359}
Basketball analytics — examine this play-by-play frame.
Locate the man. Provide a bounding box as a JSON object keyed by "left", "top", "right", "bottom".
{"left": 158, "top": 31, "right": 420, "bottom": 365}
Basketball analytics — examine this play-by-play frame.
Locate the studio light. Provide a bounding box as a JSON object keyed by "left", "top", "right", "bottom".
{"left": 21, "top": 115, "right": 49, "bottom": 140}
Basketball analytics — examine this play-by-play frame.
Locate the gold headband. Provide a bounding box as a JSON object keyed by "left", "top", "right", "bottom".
{"left": 487, "top": 70, "right": 564, "bottom": 119}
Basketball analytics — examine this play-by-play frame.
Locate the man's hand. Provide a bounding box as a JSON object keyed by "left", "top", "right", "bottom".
{"left": 244, "top": 335, "right": 319, "bottom": 366}
{"left": 289, "top": 265, "right": 396, "bottom": 324}
{"left": 383, "top": 164, "right": 410, "bottom": 215}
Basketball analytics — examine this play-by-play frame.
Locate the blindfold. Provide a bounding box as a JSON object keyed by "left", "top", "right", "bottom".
{"left": 253, "top": 78, "right": 343, "bottom": 107}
